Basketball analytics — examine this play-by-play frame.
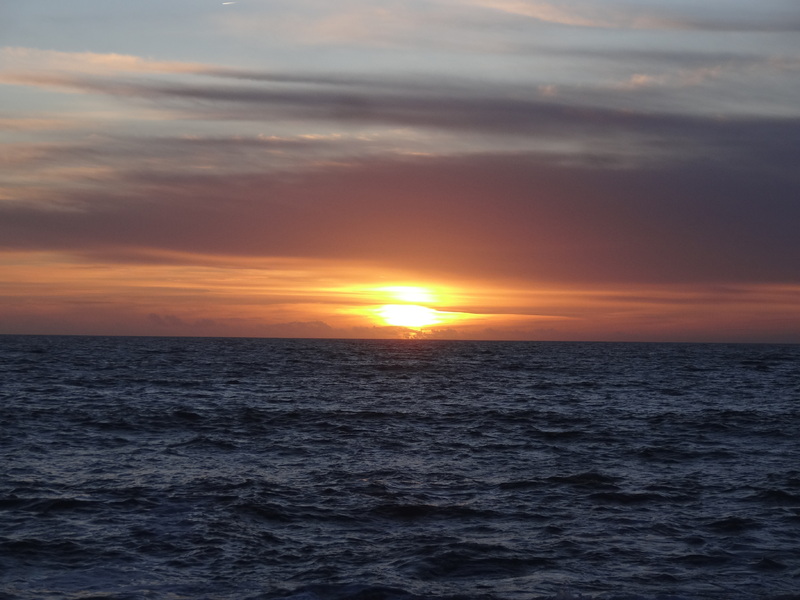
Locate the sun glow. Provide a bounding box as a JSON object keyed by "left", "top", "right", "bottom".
{"left": 376, "top": 304, "right": 441, "bottom": 328}
{"left": 378, "top": 286, "right": 436, "bottom": 304}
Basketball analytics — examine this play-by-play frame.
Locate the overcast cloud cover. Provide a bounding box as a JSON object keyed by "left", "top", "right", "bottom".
{"left": 1, "top": 0, "right": 799, "bottom": 341}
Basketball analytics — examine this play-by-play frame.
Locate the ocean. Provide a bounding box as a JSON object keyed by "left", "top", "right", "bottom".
{"left": 1, "top": 335, "right": 799, "bottom": 600}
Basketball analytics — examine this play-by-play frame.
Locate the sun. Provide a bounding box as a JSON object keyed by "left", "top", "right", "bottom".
{"left": 361, "top": 284, "right": 457, "bottom": 329}
{"left": 377, "top": 304, "right": 441, "bottom": 328}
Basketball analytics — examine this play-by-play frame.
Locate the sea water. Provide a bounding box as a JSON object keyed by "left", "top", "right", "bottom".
{"left": 1, "top": 335, "right": 799, "bottom": 600}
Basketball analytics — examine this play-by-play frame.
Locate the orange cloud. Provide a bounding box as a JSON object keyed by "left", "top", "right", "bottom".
{"left": 0, "top": 117, "right": 73, "bottom": 131}
{"left": 0, "top": 47, "right": 209, "bottom": 76}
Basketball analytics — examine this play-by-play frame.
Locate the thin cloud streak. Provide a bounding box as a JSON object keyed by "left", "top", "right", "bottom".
{"left": 472, "top": 0, "right": 800, "bottom": 31}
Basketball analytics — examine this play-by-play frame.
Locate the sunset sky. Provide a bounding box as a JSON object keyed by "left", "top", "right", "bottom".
{"left": 2, "top": 1, "right": 799, "bottom": 342}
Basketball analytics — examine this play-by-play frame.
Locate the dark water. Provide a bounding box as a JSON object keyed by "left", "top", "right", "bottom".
{"left": 1, "top": 336, "right": 800, "bottom": 600}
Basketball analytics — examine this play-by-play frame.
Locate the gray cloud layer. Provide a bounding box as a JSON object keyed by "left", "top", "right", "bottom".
{"left": 3, "top": 149, "right": 798, "bottom": 285}
{"left": 12, "top": 66, "right": 800, "bottom": 160}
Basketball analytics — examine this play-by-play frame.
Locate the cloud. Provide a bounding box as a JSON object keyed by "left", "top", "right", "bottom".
{"left": 0, "top": 117, "right": 73, "bottom": 131}
{"left": 213, "top": 0, "right": 451, "bottom": 47}
{"left": 0, "top": 134, "right": 363, "bottom": 187}
{"left": 0, "top": 47, "right": 207, "bottom": 76}
{"left": 472, "top": 0, "right": 616, "bottom": 28}
{"left": 254, "top": 320, "right": 336, "bottom": 338}
{"left": 472, "top": 0, "right": 800, "bottom": 31}
{"left": 6, "top": 62, "right": 798, "bottom": 161}
{"left": 146, "top": 313, "right": 335, "bottom": 338}
{"left": 5, "top": 47, "right": 797, "bottom": 142}
{"left": 0, "top": 46, "right": 394, "bottom": 88}
{"left": 1, "top": 149, "right": 797, "bottom": 287}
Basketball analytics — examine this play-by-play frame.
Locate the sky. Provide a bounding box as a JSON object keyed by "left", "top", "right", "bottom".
{"left": 1, "top": 0, "right": 799, "bottom": 342}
